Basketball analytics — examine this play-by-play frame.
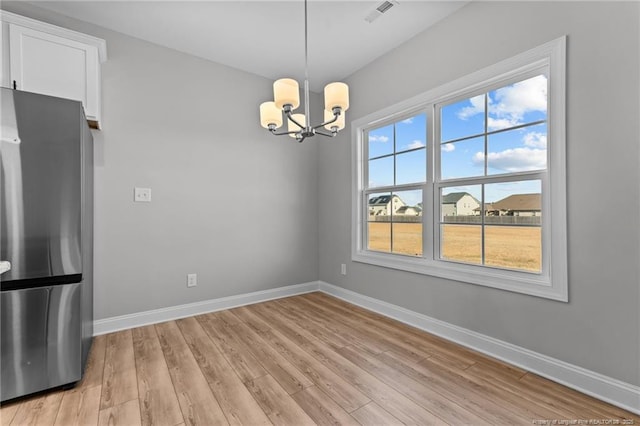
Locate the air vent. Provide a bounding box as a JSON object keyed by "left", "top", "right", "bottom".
{"left": 365, "top": 0, "right": 398, "bottom": 23}
{"left": 377, "top": 1, "right": 395, "bottom": 13}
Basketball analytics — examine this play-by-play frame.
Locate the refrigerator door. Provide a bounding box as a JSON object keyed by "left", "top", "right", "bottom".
{"left": 0, "top": 88, "right": 83, "bottom": 290}
{"left": 0, "top": 283, "right": 82, "bottom": 402}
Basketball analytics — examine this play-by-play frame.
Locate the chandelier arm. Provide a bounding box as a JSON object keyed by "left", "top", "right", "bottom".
{"left": 284, "top": 109, "right": 305, "bottom": 129}
{"left": 312, "top": 112, "right": 339, "bottom": 130}
{"left": 315, "top": 129, "right": 337, "bottom": 138}
{"left": 269, "top": 128, "right": 301, "bottom": 136}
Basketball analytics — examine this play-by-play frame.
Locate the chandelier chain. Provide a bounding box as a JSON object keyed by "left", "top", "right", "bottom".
{"left": 303, "top": 0, "right": 310, "bottom": 125}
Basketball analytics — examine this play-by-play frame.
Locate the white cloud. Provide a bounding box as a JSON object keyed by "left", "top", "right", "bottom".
{"left": 488, "top": 75, "right": 547, "bottom": 130}
{"left": 455, "top": 75, "right": 548, "bottom": 130}
{"left": 492, "top": 75, "right": 547, "bottom": 116}
{"left": 456, "top": 95, "right": 484, "bottom": 120}
{"left": 369, "top": 135, "right": 389, "bottom": 143}
{"left": 441, "top": 143, "right": 455, "bottom": 152}
{"left": 407, "top": 140, "right": 425, "bottom": 149}
{"left": 523, "top": 131, "right": 547, "bottom": 148}
{"left": 401, "top": 117, "right": 414, "bottom": 124}
{"left": 487, "top": 117, "right": 519, "bottom": 130}
{"left": 472, "top": 147, "right": 546, "bottom": 172}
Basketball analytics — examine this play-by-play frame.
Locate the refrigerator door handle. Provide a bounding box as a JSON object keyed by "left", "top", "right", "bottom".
{"left": 0, "top": 261, "right": 11, "bottom": 275}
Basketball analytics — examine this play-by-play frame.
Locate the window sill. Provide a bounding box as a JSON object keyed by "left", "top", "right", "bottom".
{"left": 352, "top": 250, "right": 568, "bottom": 302}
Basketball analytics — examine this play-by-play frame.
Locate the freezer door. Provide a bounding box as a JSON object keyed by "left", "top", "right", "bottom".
{"left": 0, "top": 88, "right": 83, "bottom": 289}
{"left": 0, "top": 283, "right": 82, "bottom": 402}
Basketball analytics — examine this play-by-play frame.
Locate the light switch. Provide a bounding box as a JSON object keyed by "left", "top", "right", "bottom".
{"left": 134, "top": 187, "right": 152, "bottom": 202}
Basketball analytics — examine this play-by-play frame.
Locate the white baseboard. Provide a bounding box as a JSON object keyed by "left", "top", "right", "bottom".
{"left": 93, "top": 281, "right": 320, "bottom": 335}
{"left": 93, "top": 279, "right": 639, "bottom": 415}
{"left": 318, "top": 281, "right": 640, "bottom": 415}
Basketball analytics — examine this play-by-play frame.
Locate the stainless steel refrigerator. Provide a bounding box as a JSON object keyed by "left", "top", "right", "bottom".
{"left": 0, "top": 87, "right": 93, "bottom": 402}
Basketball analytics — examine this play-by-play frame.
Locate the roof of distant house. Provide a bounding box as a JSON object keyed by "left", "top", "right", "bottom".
{"left": 442, "top": 192, "right": 478, "bottom": 204}
{"left": 396, "top": 205, "right": 422, "bottom": 213}
{"left": 474, "top": 202, "right": 496, "bottom": 212}
{"left": 490, "top": 193, "right": 541, "bottom": 211}
{"left": 369, "top": 195, "right": 402, "bottom": 205}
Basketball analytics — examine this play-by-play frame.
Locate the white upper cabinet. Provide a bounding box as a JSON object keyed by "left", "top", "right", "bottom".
{"left": 0, "top": 11, "right": 107, "bottom": 129}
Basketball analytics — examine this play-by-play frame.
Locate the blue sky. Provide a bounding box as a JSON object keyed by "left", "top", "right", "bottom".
{"left": 368, "top": 74, "right": 547, "bottom": 207}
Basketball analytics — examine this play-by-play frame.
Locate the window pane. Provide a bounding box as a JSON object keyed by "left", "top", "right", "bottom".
{"left": 368, "top": 156, "right": 393, "bottom": 188}
{"left": 396, "top": 149, "right": 426, "bottom": 185}
{"left": 393, "top": 190, "right": 422, "bottom": 215}
{"left": 368, "top": 223, "right": 391, "bottom": 253}
{"left": 484, "top": 180, "right": 542, "bottom": 218}
{"left": 441, "top": 95, "right": 485, "bottom": 142}
{"left": 368, "top": 192, "right": 392, "bottom": 218}
{"left": 441, "top": 225, "right": 481, "bottom": 265}
{"left": 488, "top": 74, "right": 547, "bottom": 131}
{"left": 368, "top": 124, "right": 394, "bottom": 159}
{"left": 487, "top": 123, "right": 547, "bottom": 174}
{"left": 368, "top": 193, "right": 391, "bottom": 253}
{"left": 440, "top": 136, "right": 484, "bottom": 180}
{"left": 483, "top": 181, "right": 542, "bottom": 272}
{"left": 392, "top": 223, "right": 422, "bottom": 257}
{"left": 485, "top": 226, "right": 541, "bottom": 272}
{"left": 392, "top": 190, "right": 422, "bottom": 256}
{"left": 441, "top": 186, "right": 482, "bottom": 220}
{"left": 396, "top": 113, "right": 427, "bottom": 152}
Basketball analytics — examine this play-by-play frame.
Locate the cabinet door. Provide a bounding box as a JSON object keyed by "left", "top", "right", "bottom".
{"left": 9, "top": 24, "right": 100, "bottom": 124}
{"left": 1, "top": 22, "right": 10, "bottom": 89}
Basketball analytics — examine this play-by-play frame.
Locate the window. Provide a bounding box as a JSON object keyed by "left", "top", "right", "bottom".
{"left": 352, "top": 37, "right": 567, "bottom": 301}
{"left": 438, "top": 74, "right": 546, "bottom": 273}
{"left": 367, "top": 114, "right": 426, "bottom": 257}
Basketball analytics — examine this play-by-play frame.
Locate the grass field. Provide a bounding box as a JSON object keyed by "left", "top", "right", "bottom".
{"left": 368, "top": 222, "right": 541, "bottom": 272}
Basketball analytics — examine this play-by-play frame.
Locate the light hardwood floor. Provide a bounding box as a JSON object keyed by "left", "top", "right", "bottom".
{"left": 1, "top": 292, "right": 638, "bottom": 425}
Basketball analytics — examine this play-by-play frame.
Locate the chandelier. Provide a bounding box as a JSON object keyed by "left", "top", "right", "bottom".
{"left": 259, "top": 0, "right": 349, "bottom": 143}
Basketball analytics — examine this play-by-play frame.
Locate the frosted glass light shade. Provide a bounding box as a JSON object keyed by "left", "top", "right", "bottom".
{"left": 324, "top": 82, "right": 349, "bottom": 111}
{"left": 274, "top": 78, "right": 300, "bottom": 109}
{"left": 324, "top": 109, "right": 345, "bottom": 130}
{"left": 259, "top": 101, "right": 283, "bottom": 129}
{"left": 288, "top": 113, "right": 305, "bottom": 138}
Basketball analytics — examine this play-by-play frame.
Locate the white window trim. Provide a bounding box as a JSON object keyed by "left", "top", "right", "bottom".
{"left": 351, "top": 36, "right": 567, "bottom": 301}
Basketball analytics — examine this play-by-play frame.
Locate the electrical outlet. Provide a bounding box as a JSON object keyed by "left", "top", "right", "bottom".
{"left": 341, "top": 264, "right": 347, "bottom": 275}
{"left": 187, "top": 273, "right": 197, "bottom": 287}
{"left": 134, "top": 187, "right": 152, "bottom": 203}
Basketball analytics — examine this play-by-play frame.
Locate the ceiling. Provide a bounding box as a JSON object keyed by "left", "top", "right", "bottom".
{"left": 29, "top": 1, "right": 468, "bottom": 92}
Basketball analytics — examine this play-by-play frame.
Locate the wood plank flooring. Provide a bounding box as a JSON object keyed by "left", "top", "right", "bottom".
{"left": 1, "top": 292, "right": 638, "bottom": 425}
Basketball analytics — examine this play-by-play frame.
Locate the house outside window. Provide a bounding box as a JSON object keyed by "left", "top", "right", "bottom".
{"left": 351, "top": 37, "right": 567, "bottom": 301}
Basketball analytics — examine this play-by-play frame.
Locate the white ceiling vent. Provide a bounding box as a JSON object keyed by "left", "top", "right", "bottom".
{"left": 365, "top": 0, "right": 399, "bottom": 23}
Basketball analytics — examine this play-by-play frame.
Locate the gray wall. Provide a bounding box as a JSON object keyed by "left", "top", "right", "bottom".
{"left": 318, "top": 1, "right": 640, "bottom": 385}
{"left": 2, "top": 2, "right": 320, "bottom": 320}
